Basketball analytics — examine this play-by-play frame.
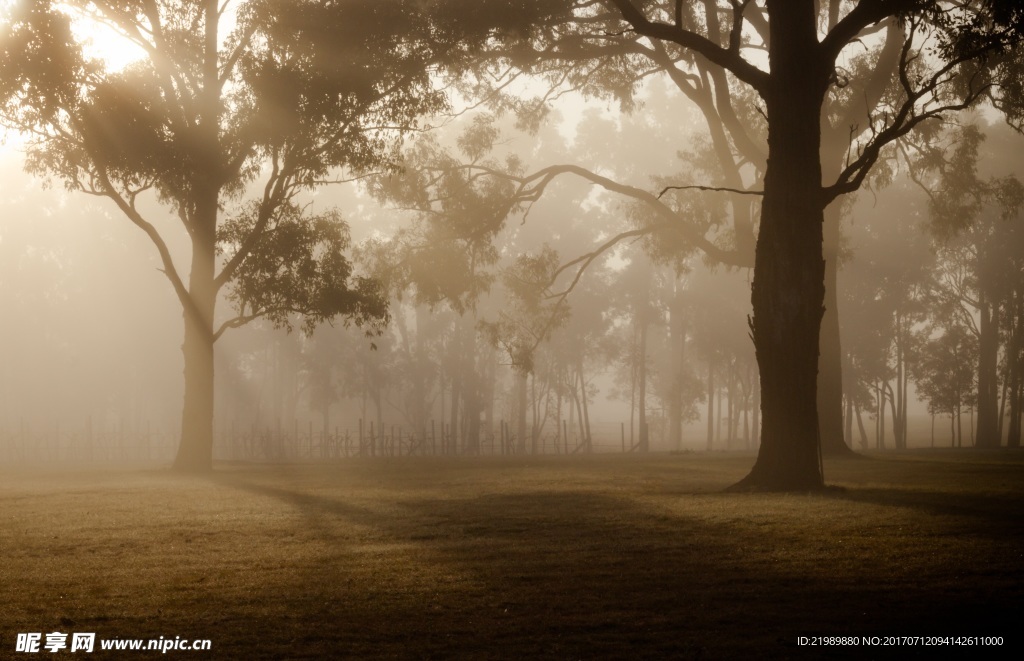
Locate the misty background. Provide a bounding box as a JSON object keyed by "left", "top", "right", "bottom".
{"left": 1, "top": 77, "right": 1022, "bottom": 462}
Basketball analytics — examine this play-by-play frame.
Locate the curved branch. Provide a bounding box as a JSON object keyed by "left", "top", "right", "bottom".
{"left": 827, "top": 18, "right": 904, "bottom": 152}
{"left": 823, "top": 32, "right": 997, "bottom": 204}
{"left": 90, "top": 167, "right": 194, "bottom": 318}
{"left": 819, "top": 0, "right": 922, "bottom": 64}
{"left": 212, "top": 312, "right": 261, "bottom": 342}
{"left": 658, "top": 183, "right": 763, "bottom": 198}
{"left": 516, "top": 163, "right": 749, "bottom": 267}
{"left": 214, "top": 148, "right": 287, "bottom": 292}
{"left": 608, "top": 0, "right": 769, "bottom": 94}
{"left": 547, "top": 226, "right": 655, "bottom": 299}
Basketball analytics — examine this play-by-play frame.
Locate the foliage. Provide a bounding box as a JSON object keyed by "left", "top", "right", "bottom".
{"left": 0, "top": 0, "right": 512, "bottom": 339}
{"left": 481, "top": 246, "right": 569, "bottom": 374}
{"left": 916, "top": 321, "right": 978, "bottom": 418}
{"left": 218, "top": 204, "right": 388, "bottom": 337}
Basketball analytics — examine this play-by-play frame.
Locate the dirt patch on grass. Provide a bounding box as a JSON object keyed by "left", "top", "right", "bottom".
{"left": 1, "top": 452, "right": 1021, "bottom": 658}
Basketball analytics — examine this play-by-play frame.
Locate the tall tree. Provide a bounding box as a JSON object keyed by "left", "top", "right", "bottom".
{"left": 461, "top": 0, "right": 1022, "bottom": 488}
{"left": 0, "top": 0, "right": 480, "bottom": 470}
{"left": 455, "top": 2, "right": 917, "bottom": 458}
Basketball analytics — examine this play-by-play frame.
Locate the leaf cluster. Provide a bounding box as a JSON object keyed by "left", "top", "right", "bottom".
{"left": 219, "top": 203, "right": 388, "bottom": 337}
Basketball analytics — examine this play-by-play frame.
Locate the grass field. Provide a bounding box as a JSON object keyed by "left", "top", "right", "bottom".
{"left": 1, "top": 450, "right": 1022, "bottom": 659}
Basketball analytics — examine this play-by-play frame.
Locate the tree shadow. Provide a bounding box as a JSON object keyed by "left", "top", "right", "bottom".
{"left": 207, "top": 472, "right": 1022, "bottom": 659}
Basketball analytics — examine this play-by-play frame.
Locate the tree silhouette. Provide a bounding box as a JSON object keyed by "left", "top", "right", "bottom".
{"left": 457, "top": 0, "right": 1024, "bottom": 489}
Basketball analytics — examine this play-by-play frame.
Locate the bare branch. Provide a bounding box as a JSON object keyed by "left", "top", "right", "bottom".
{"left": 657, "top": 183, "right": 763, "bottom": 199}
{"left": 89, "top": 167, "right": 195, "bottom": 322}
{"left": 823, "top": 25, "right": 997, "bottom": 204}
{"left": 212, "top": 312, "right": 261, "bottom": 342}
{"left": 608, "top": 0, "right": 769, "bottom": 94}
{"left": 512, "top": 163, "right": 748, "bottom": 266}
{"left": 547, "top": 226, "right": 655, "bottom": 299}
{"left": 819, "top": 0, "right": 923, "bottom": 64}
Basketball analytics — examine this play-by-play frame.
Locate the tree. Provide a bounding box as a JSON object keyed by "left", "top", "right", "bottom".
{"left": 0, "top": 0, "right": 477, "bottom": 470}
{"left": 916, "top": 320, "right": 977, "bottom": 446}
{"left": 911, "top": 122, "right": 1024, "bottom": 447}
{"left": 450, "top": 2, "right": 916, "bottom": 459}
{"left": 481, "top": 248, "right": 570, "bottom": 453}
{"left": 840, "top": 178, "right": 934, "bottom": 449}
{"left": 458, "top": 0, "right": 1023, "bottom": 489}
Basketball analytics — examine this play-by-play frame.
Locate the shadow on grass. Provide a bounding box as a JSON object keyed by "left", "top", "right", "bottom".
{"left": 208, "top": 473, "right": 1021, "bottom": 659}
{"left": 824, "top": 487, "right": 1024, "bottom": 535}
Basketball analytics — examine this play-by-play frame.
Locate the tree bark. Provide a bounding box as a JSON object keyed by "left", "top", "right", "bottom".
{"left": 463, "top": 313, "right": 481, "bottom": 454}
{"left": 516, "top": 369, "right": 528, "bottom": 454}
{"left": 637, "top": 317, "right": 649, "bottom": 453}
{"left": 1008, "top": 295, "right": 1023, "bottom": 447}
{"left": 668, "top": 278, "right": 686, "bottom": 451}
{"left": 844, "top": 394, "right": 854, "bottom": 448}
{"left": 975, "top": 294, "right": 1000, "bottom": 447}
{"left": 172, "top": 0, "right": 220, "bottom": 472}
{"left": 734, "top": 0, "right": 828, "bottom": 490}
{"left": 817, "top": 203, "right": 851, "bottom": 454}
{"left": 172, "top": 205, "right": 218, "bottom": 472}
{"left": 706, "top": 359, "right": 715, "bottom": 451}
{"left": 854, "top": 400, "right": 868, "bottom": 450}
{"left": 578, "top": 357, "right": 592, "bottom": 452}
{"left": 449, "top": 330, "right": 462, "bottom": 455}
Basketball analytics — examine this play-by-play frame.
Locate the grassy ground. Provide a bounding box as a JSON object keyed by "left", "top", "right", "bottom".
{"left": 1, "top": 450, "right": 1022, "bottom": 659}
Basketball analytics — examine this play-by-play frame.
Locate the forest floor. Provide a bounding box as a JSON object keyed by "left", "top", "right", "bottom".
{"left": 1, "top": 450, "right": 1022, "bottom": 659}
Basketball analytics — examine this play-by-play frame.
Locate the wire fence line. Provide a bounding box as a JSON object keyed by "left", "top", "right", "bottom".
{"left": 0, "top": 419, "right": 659, "bottom": 465}
{"left": 0, "top": 419, "right": 178, "bottom": 464}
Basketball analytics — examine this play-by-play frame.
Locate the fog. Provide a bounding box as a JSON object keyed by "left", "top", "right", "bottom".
{"left": 3, "top": 95, "right": 1022, "bottom": 464}
{"left": 4, "top": 2, "right": 1024, "bottom": 657}
{"left": 1, "top": 4, "right": 1019, "bottom": 478}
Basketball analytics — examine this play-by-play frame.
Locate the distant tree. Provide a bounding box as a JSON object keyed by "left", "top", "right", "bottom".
{"left": 915, "top": 321, "right": 978, "bottom": 446}
{"left": 912, "top": 123, "right": 1024, "bottom": 447}
{"left": 361, "top": 115, "right": 523, "bottom": 453}
{"left": 481, "top": 248, "right": 570, "bottom": 453}
{"left": 606, "top": 256, "right": 659, "bottom": 452}
{"left": 846, "top": 184, "right": 936, "bottom": 448}
{"left": 1005, "top": 287, "right": 1024, "bottom": 447}
{"left": 687, "top": 266, "right": 757, "bottom": 450}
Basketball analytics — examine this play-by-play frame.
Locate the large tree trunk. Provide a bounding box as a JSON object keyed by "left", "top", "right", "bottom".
{"left": 172, "top": 0, "right": 220, "bottom": 473}
{"left": 577, "top": 357, "right": 593, "bottom": 452}
{"left": 894, "top": 313, "right": 907, "bottom": 449}
{"left": 706, "top": 359, "right": 715, "bottom": 451}
{"left": 515, "top": 369, "right": 528, "bottom": 454}
{"left": 817, "top": 202, "right": 852, "bottom": 454}
{"left": 637, "top": 317, "right": 649, "bottom": 453}
{"left": 463, "top": 313, "right": 481, "bottom": 454}
{"left": 734, "top": 0, "right": 827, "bottom": 490}
{"left": 1008, "top": 294, "right": 1023, "bottom": 447}
{"left": 667, "top": 278, "right": 686, "bottom": 451}
{"left": 975, "top": 294, "right": 1000, "bottom": 447}
{"left": 173, "top": 220, "right": 217, "bottom": 472}
{"left": 449, "top": 334, "right": 462, "bottom": 455}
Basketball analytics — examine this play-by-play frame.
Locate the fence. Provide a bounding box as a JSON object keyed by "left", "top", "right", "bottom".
{"left": 0, "top": 418, "right": 664, "bottom": 465}
{"left": 0, "top": 419, "right": 178, "bottom": 464}
{"left": 212, "top": 419, "right": 648, "bottom": 461}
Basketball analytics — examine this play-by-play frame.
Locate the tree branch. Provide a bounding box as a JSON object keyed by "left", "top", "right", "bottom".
{"left": 608, "top": 0, "right": 769, "bottom": 94}
{"left": 513, "top": 163, "right": 748, "bottom": 267}
{"left": 657, "top": 183, "right": 763, "bottom": 198}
